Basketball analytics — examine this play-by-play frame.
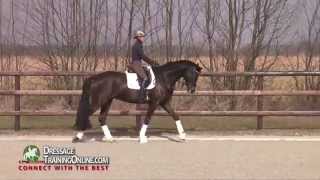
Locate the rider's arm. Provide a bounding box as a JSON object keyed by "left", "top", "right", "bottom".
{"left": 142, "top": 54, "right": 157, "bottom": 65}
{"left": 139, "top": 45, "right": 158, "bottom": 65}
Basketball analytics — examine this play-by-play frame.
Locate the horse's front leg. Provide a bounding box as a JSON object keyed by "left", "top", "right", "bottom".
{"left": 139, "top": 103, "right": 158, "bottom": 144}
{"left": 161, "top": 101, "right": 186, "bottom": 141}
{"left": 99, "top": 100, "right": 114, "bottom": 142}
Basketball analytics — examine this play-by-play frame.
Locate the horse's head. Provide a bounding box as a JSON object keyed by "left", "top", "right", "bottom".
{"left": 156, "top": 60, "right": 202, "bottom": 93}
{"left": 182, "top": 62, "right": 202, "bottom": 93}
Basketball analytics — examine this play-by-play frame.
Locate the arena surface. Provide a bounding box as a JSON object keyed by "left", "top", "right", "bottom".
{"left": 1, "top": 134, "right": 320, "bottom": 180}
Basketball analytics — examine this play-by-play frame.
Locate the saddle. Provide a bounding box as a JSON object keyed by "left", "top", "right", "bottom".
{"left": 125, "top": 66, "right": 156, "bottom": 90}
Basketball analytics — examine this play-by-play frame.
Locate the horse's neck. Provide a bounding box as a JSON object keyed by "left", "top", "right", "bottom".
{"left": 161, "top": 65, "right": 186, "bottom": 88}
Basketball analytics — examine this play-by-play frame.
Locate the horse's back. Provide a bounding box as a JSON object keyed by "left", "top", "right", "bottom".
{"left": 88, "top": 71, "right": 125, "bottom": 82}
{"left": 86, "top": 71, "right": 127, "bottom": 105}
{"left": 87, "top": 71, "right": 126, "bottom": 95}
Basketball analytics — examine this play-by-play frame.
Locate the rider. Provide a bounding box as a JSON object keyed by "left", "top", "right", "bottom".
{"left": 128, "top": 30, "right": 158, "bottom": 102}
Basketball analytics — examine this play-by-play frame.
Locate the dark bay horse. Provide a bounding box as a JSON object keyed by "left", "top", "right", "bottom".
{"left": 73, "top": 60, "right": 202, "bottom": 143}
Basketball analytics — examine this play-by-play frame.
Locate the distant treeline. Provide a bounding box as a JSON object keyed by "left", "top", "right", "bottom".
{"left": 1, "top": 42, "right": 319, "bottom": 58}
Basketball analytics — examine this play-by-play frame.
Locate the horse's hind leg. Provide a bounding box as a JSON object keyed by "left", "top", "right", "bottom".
{"left": 99, "top": 100, "right": 114, "bottom": 142}
{"left": 160, "top": 102, "right": 186, "bottom": 140}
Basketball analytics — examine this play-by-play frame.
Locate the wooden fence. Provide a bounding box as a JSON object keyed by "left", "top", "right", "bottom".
{"left": 0, "top": 71, "right": 320, "bottom": 131}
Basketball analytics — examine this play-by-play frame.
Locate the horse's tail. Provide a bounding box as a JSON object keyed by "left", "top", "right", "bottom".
{"left": 74, "top": 79, "right": 92, "bottom": 130}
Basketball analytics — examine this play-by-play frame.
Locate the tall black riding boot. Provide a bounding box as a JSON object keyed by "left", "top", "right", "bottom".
{"left": 138, "top": 79, "right": 148, "bottom": 103}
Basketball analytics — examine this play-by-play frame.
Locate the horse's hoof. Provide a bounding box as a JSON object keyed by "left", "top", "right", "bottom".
{"left": 179, "top": 133, "right": 187, "bottom": 141}
{"left": 139, "top": 136, "right": 148, "bottom": 144}
{"left": 102, "top": 137, "right": 115, "bottom": 143}
{"left": 72, "top": 137, "right": 86, "bottom": 143}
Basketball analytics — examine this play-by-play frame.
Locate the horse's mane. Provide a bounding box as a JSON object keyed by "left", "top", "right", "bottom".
{"left": 159, "top": 60, "right": 202, "bottom": 72}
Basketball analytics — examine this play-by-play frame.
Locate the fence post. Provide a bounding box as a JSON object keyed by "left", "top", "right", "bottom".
{"left": 14, "top": 75, "right": 21, "bottom": 131}
{"left": 257, "top": 76, "right": 264, "bottom": 129}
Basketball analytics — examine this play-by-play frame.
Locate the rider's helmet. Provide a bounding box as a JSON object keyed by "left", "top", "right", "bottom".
{"left": 134, "top": 31, "right": 145, "bottom": 39}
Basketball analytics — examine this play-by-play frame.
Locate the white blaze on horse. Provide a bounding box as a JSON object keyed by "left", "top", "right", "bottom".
{"left": 72, "top": 60, "right": 202, "bottom": 143}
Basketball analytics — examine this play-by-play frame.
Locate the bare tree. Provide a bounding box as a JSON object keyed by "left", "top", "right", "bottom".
{"left": 113, "top": 0, "right": 124, "bottom": 70}
{"left": 193, "top": 0, "right": 222, "bottom": 109}
{"left": 103, "top": 0, "right": 110, "bottom": 70}
{"left": 204, "top": 0, "right": 220, "bottom": 83}
{"left": 242, "top": 0, "right": 290, "bottom": 90}
{"left": 0, "top": 0, "right": 3, "bottom": 89}
{"left": 126, "top": 0, "right": 135, "bottom": 64}
{"left": 299, "top": 0, "right": 320, "bottom": 107}
{"left": 0, "top": 0, "right": 2, "bottom": 71}
{"left": 143, "top": 0, "right": 155, "bottom": 51}
{"left": 23, "top": 0, "right": 105, "bottom": 106}
{"left": 211, "top": 0, "right": 292, "bottom": 109}
{"left": 177, "top": 0, "right": 182, "bottom": 59}
{"left": 164, "top": 0, "right": 173, "bottom": 62}
{"left": 218, "top": 0, "right": 249, "bottom": 109}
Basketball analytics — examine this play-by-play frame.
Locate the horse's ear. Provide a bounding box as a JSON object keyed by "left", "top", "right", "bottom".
{"left": 196, "top": 63, "right": 202, "bottom": 72}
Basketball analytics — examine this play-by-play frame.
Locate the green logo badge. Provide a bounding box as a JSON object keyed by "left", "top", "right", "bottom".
{"left": 23, "top": 145, "right": 40, "bottom": 162}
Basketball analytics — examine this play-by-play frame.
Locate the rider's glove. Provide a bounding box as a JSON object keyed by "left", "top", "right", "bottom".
{"left": 153, "top": 61, "right": 160, "bottom": 66}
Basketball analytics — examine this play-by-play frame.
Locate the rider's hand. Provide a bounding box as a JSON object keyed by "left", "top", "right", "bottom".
{"left": 153, "top": 61, "right": 160, "bottom": 66}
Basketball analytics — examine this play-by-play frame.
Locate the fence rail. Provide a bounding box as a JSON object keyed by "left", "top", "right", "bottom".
{"left": 1, "top": 71, "right": 320, "bottom": 131}
{"left": 1, "top": 90, "right": 320, "bottom": 96}
{"left": 1, "top": 111, "right": 320, "bottom": 116}
{"left": 1, "top": 71, "right": 320, "bottom": 76}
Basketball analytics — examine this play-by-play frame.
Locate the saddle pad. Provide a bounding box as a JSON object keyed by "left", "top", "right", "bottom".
{"left": 125, "top": 66, "right": 156, "bottom": 90}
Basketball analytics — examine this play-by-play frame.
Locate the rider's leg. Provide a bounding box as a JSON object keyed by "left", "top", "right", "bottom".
{"left": 128, "top": 63, "right": 147, "bottom": 82}
{"left": 139, "top": 78, "right": 148, "bottom": 102}
{"left": 130, "top": 63, "right": 148, "bottom": 102}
